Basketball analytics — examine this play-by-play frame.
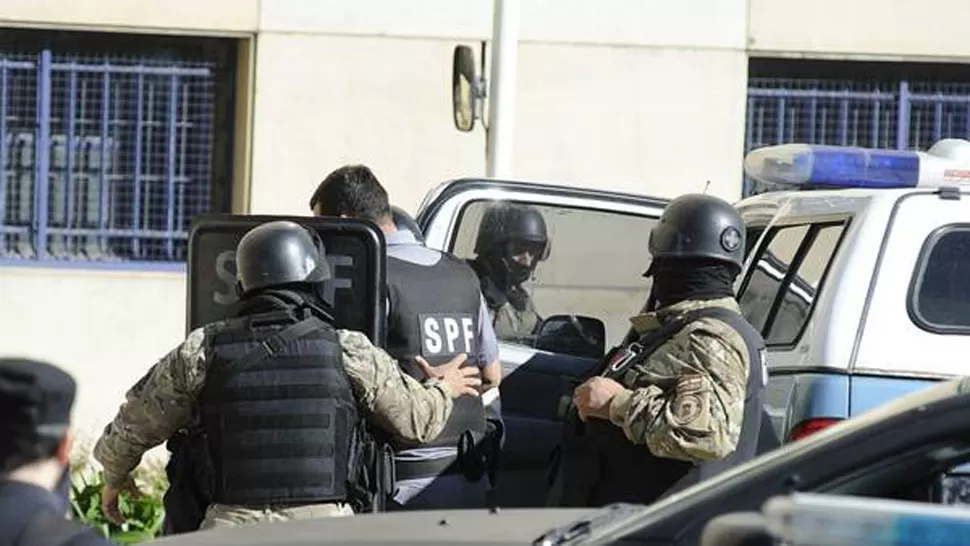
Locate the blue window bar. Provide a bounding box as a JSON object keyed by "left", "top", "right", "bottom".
{"left": 0, "top": 49, "right": 218, "bottom": 269}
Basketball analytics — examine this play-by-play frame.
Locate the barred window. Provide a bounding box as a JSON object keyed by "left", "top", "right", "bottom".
{"left": 1, "top": 41, "right": 231, "bottom": 267}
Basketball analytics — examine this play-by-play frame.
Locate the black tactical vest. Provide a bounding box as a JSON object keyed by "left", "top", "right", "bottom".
{"left": 200, "top": 304, "right": 361, "bottom": 506}
{"left": 552, "top": 305, "right": 767, "bottom": 507}
{"left": 385, "top": 253, "right": 487, "bottom": 449}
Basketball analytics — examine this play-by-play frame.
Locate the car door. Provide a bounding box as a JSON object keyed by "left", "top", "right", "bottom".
{"left": 416, "top": 178, "right": 668, "bottom": 507}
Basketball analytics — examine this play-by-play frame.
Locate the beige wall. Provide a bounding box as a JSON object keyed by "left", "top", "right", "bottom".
{"left": 247, "top": 0, "right": 750, "bottom": 215}
{"left": 247, "top": 33, "right": 486, "bottom": 216}
{"left": 1, "top": 0, "right": 965, "bottom": 454}
{"left": 0, "top": 268, "right": 185, "bottom": 446}
{"left": 748, "top": 0, "right": 970, "bottom": 59}
{"left": 0, "top": 0, "right": 258, "bottom": 34}
{"left": 512, "top": 44, "right": 747, "bottom": 199}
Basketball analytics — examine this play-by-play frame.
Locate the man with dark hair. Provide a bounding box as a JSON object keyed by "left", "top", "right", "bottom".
{"left": 311, "top": 165, "right": 504, "bottom": 510}
{"left": 0, "top": 358, "right": 114, "bottom": 546}
{"left": 94, "top": 220, "right": 480, "bottom": 529}
{"left": 309, "top": 165, "right": 392, "bottom": 224}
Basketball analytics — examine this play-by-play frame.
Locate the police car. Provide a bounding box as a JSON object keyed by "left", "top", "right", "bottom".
{"left": 737, "top": 138, "right": 970, "bottom": 445}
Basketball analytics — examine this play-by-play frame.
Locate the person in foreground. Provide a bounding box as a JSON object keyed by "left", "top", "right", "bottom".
{"left": 93, "top": 220, "right": 480, "bottom": 529}
{"left": 0, "top": 357, "right": 115, "bottom": 546}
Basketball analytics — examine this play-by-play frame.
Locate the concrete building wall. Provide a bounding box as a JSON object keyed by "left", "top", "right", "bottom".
{"left": 247, "top": 0, "right": 749, "bottom": 215}
{"left": 748, "top": 0, "right": 970, "bottom": 59}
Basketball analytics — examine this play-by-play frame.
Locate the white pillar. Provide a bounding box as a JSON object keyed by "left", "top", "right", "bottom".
{"left": 485, "top": 0, "right": 520, "bottom": 179}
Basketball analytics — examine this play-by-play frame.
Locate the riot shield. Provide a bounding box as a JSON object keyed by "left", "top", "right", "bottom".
{"left": 186, "top": 214, "right": 387, "bottom": 346}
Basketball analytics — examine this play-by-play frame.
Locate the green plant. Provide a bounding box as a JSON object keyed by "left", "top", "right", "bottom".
{"left": 69, "top": 460, "right": 168, "bottom": 544}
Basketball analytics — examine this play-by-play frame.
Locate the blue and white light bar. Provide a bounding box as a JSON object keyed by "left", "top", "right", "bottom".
{"left": 764, "top": 492, "right": 970, "bottom": 546}
{"left": 743, "top": 138, "right": 970, "bottom": 190}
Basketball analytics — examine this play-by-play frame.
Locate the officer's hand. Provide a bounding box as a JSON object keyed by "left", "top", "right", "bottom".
{"left": 416, "top": 354, "right": 482, "bottom": 398}
{"left": 573, "top": 377, "right": 626, "bottom": 422}
{"left": 102, "top": 475, "right": 142, "bottom": 525}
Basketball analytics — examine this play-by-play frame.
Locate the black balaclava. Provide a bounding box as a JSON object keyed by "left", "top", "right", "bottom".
{"left": 476, "top": 249, "right": 535, "bottom": 312}
{"left": 644, "top": 257, "right": 740, "bottom": 312}
{"left": 236, "top": 285, "right": 336, "bottom": 324}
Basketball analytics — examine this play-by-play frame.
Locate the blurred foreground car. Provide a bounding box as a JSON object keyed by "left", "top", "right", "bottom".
{"left": 153, "top": 376, "right": 970, "bottom": 545}
{"left": 701, "top": 492, "right": 970, "bottom": 546}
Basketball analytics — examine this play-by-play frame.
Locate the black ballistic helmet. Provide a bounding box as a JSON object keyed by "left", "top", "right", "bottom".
{"left": 391, "top": 205, "right": 425, "bottom": 244}
{"left": 474, "top": 202, "right": 550, "bottom": 260}
{"left": 235, "top": 220, "right": 332, "bottom": 296}
{"left": 648, "top": 193, "right": 745, "bottom": 270}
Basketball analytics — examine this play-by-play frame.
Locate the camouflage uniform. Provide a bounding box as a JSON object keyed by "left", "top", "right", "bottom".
{"left": 549, "top": 192, "right": 766, "bottom": 508}
{"left": 548, "top": 295, "right": 761, "bottom": 508}
{"left": 490, "top": 298, "right": 541, "bottom": 346}
{"left": 94, "top": 327, "right": 454, "bottom": 529}
{"left": 605, "top": 296, "right": 750, "bottom": 462}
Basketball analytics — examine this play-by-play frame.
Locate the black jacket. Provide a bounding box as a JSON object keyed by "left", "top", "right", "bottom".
{"left": 0, "top": 481, "right": 114, "bottom": 546}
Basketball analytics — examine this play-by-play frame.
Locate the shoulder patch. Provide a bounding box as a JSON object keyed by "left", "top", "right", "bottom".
{"left": 670, "top": 374, "right": 711, "bottom": 429}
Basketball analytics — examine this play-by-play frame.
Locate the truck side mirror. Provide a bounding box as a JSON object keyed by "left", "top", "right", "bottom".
{"left": 533, "top": 314, "right": 606, "bottom": 359}
{"left": 452, "top": 45, "right": 478, "bottom": 132}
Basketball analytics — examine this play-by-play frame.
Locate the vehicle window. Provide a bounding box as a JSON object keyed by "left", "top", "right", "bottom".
{"left": 450, "top": 200, "right": 659, "bottom": 348}
{"left": 738, "top": 225, "right": 810, "bottom": 334}
{"left": 738, "top": 221, "right": 847, "bottom": 346}
{"left": 911, "top": 227, "right": 970, "bottom": 331}
{"left": 744, "top": 226, "right": 767, "bottom": 261}
{"left": 766, "top": 224, "right": 846, "bottom": 345}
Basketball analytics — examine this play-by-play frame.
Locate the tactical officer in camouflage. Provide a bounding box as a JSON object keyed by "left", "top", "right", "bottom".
{"left": 94, "top": 220, "right": 481, "bottom": 530}
{"left": 467, "top": 203, "right": 550, "bottom": 345}
{"left": 548, "top": 193, "right": 767, "bottom": 507}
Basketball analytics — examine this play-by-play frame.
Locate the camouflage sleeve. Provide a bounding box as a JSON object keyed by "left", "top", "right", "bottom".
{"left": 93, "top": 327, "right": 210, "bottom": 488}
{"left": 607, "top": 318, "right": 749, "bottom": 462}
{"left": 337, "top": 329, "right": 454, "bottom": 446}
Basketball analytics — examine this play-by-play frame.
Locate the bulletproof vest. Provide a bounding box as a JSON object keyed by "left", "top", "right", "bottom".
{"left": 385, "top": 253, "right": 486, "bottom": 449}
{"left": 556, "top": 305, "right": 766, "bottom": 507}
{"left": 200, "top": 304, "right": 361, "bottom": 506}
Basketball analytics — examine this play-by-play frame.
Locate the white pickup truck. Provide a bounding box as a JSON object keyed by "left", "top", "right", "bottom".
{"left": 411, "top": 138, "right": 970, "bottom": 507}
